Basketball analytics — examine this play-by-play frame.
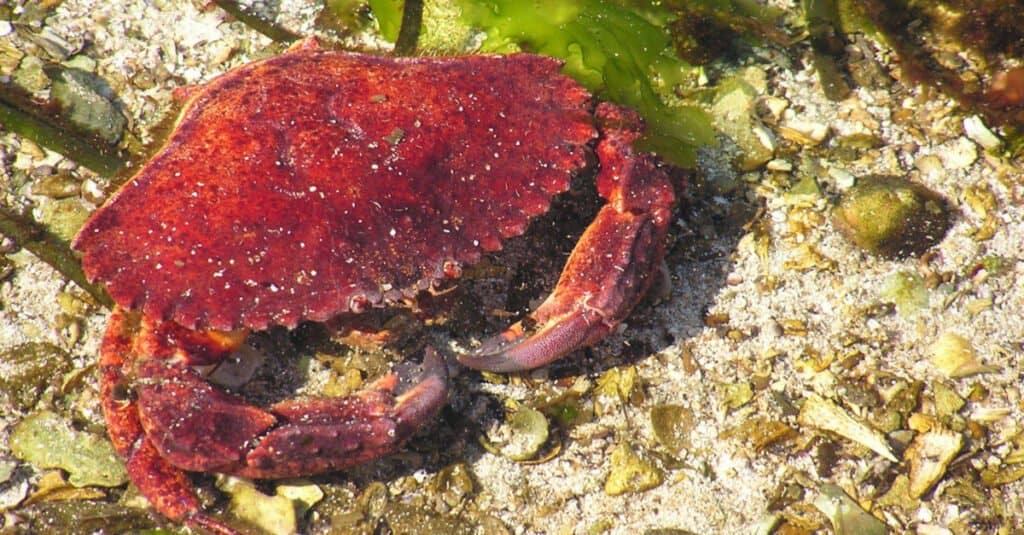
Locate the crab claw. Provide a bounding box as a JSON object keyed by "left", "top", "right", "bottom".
{"left": 459, "top": 103, "right": 677, "bottom": 372}
{"left": 100, "top": 308, "right": 448, "bottom": 533}
{"left": 237, "top": 347, "right": 448, "bottom": 478}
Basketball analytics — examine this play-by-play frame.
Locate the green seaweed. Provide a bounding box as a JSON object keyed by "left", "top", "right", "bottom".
{"left": 369, "top": 0, "right": 405, "bottom": 41}
{"left": 0, "top": 205, "right": 112, "bottom": 308}
{"left": 459, "top": 0, "right": 715, "bottom": 167}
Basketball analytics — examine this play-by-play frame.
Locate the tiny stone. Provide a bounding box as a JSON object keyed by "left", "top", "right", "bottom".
{"left": 914, "top": 154, "right": 944, "bottom": 179}
{"left": 18, "top": 138, "right": 46, "bottom": 160}
{"left": 779, "top": 119, "right": 829, "bottom": 146}
{"left": 963, "top": 116, "right": 1002, "bottom": 150}
{"left": 937, "top": 137, "right": 977, "bottom": 170}
{"left": 766, "top": 159, "right": 792, "bottom": 172}
{"left": 756, "top": 96, "right": 789, "bottom": 124}
{"left": 80, "top": 178, "right": 110, "bottom": 205}
{"left": 828, "top": 167, "right": 856, "bottom": 189}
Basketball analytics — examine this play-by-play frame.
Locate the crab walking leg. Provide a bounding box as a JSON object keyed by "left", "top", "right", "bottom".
{"left": 100, "top": 307, "right": 448, "bottom": 532}
{"left": 100, "top": 308, "right": 242, "bottom": 534}
{"left": 459, "top": 103, "right": 677, "bottom": 372}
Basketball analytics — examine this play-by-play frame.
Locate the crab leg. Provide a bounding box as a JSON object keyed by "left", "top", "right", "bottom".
{"left": 459, "top": 103, "right": 677, "bottom": 372}
{"left": 100, "top": 308, "right": 240, "bottom": 534}
{"left": 100, "top": 307, "right": 447, "bottom": 532}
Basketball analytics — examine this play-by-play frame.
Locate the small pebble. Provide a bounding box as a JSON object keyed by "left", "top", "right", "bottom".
{"left": 963, "top": 116, "right": 1001, "bottom": 150}
{"left": 766, "top": 159, "right": 792, "bottom": 172}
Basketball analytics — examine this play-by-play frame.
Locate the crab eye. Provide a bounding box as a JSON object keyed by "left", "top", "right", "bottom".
{"left": 110, "top": 381, "right": 135, "bottom": 404}
{"left": 442, "top": 260, "right": 462, "bottom": 279}
{"left": 349, "top": 294, "right": 369, "bottom": 314}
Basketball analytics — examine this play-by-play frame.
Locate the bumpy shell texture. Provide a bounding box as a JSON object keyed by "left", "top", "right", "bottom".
{"left": 74, "top": 49, "right": 597, "bottom": 330}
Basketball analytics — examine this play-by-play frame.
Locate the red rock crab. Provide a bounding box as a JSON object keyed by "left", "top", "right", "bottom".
{"left": 72, "top": 38, "right": 677, "bottom": 533}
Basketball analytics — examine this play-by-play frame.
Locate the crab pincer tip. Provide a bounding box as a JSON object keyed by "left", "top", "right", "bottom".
{"left": 458, "top": 311, "right": 598, "bottom": 373}
{"left": 456, "top": 334, "right": 535, "bottom": 373}
{"left": 393, "top": 347, "right": 450, "bottom": 435}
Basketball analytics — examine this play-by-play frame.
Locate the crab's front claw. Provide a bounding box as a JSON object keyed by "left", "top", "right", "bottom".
{"left": 240, "top": 348, "right": 448, "bottom": 478}
{"left": 101, "top": 309, "right": 448, "bottom": 533}
{"left": 459, "top": 103, "right": 677, "bottom": 373}
{"left": 137, "top": 346, "right": 448, "bottom": 480}
{"left": 459, "top": 206, "right": 664, "bottom": 372}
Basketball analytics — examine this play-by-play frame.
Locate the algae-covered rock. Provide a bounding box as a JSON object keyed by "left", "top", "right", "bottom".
{"left": 650, "top": 404, "right": 695, "bottom": 455}
{"left": 605, "top": 441, "right": 664, "bottom": 495}
{"left": 217, "top": 476, "right": 323, "bottom": 535}
{"left": 48, "top": 67, "right": 126, "bottom": 145}
{"left": 0, "top": 342, "right": 72, "bottom": 412}
{"left": 10, "top": 500, "right": 160, "bottom": 534}
{"left": 832, "top": 175, "right": 952, "bottom": 258}
{"left": 484, "top": 407, "right": 550, "bottom": 462}
{"left": 10, "top": 411, "right": 128, "bottom": 487}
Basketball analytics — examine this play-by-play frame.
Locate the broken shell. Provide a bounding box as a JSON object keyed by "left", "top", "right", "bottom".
{"left": 813, "top": 483, "right": 888, "bottom": 535}
{"left": 650, "top": 404, "right": 694, "bottom": 454}
{"left": 905, "top": 427, "right": 963, "bottom": 498}
{"left": 777, "top": 120, "right": 829, "bottom": 146}
{"left": 937, "top": 137, "right": 978, "bottom": 170}
{"left": 798, "top": 394, "right": 898, "bottom": 462}
{"left": 928, "top": 332, "right": 998, "bottom": 378}
{"left": 962, "top": 116, "right": 1002, "bottom": 150}
{"left": 880, "top": 271, "right": 929, "bottom": 318}
{"left": 481, "top": 407, "right": 550, "bottom": 462}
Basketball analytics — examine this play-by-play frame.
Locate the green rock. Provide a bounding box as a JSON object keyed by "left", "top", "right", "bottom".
{"left": 605, "top": 441, "right": 663, "bottom": 495}
{"left": 10, "top": 411, "right": 128, "bottom": 487}
{"left": 49, "top": 67, "right": 126, "bottom": 145}
{"left": 0, "top": 342, "right": 71, "bottom": 412}
{"left": 650, "top": 404, "right": 694, "bottom": 454}
{"left": 833, "top": 175, "right": 951, "bottom": 258}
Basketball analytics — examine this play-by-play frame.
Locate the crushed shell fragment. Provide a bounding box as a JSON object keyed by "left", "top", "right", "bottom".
{"left": 798, "top": 394, "right": 898, "bottom": 462}
{"left": 928, "top": 332, "right": 999, "bottom": 378}
{"left": 905, "top": 427, "right": 963, "bottom": 498}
